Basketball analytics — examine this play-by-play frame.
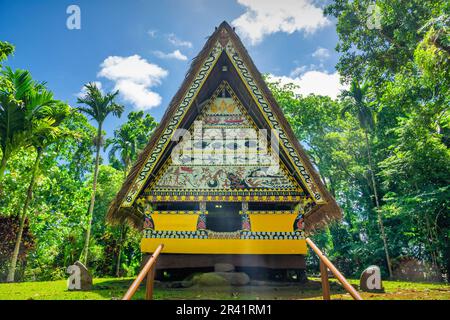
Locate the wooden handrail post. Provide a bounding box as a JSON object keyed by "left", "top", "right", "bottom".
{"left": 319, "top": 260, "right": 331, "bottom": 300}
{"left": 306, "top": 238, "right": 362, "bottom": 300}
{"left": 145, "top": 263, "right": 156, "bottom": 300}
{"left": 122, "top": 244, "right": 164, "bottom": 300}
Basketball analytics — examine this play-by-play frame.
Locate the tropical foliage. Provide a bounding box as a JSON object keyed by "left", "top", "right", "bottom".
{"left": 0, "top": 44, "right": 153, "bottom": 281}
{"left": 77, "top": 83, "right": 124, "bottom": 266}
{"left": 267, "top": 0, "right": 449, "bottom": 281}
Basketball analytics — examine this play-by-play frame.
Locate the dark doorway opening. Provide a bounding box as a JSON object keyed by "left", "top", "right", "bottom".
{"left": 206, "top": 202, "right": 241, "bottom": 232}
{"left": 248, "top": 202, "right": 296, "bottom": 211}
{"left": 154, "top": 202, "right": 199, "bottom": 211}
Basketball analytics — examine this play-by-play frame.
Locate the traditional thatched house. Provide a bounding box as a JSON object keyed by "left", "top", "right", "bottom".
{"left": 107, "top": 21, "right": 341, "bottom": 279}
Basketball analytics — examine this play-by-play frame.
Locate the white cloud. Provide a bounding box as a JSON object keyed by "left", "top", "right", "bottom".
{"left": 147, "top": 29, "right": 157, "bottom": 38}
{"left": 232, "top": 0, "right": 330, "bottom": 44}
{"left": 167, "top": 33, "right": 193, "bottom": 48}
{"left": 97, "top": 55, "right": 168, "bottom": 110}
{"left": 77, "top": 81, "right": 103, "bottom": 98}
{"left": 153, "top": 49, "right": 188, "bottom": 61}
{"left": 113, "top": 80, "right": 163, "bottom": 110}
{"left": 268, "top": 70, "right": 347, "bottom": 99}
{"left": 312, "top": 47, "right": 331, "bottom": 61}
{"left": 289, "top": 66, "right": 307, "bottom": 78}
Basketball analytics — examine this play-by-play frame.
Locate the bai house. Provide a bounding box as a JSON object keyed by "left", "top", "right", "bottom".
{"left": 108, "top": 21, "right": 341, "bottom": 280}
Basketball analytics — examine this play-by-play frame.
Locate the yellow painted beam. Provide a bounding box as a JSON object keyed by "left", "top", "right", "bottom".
{"left": 141, "top": 238, "right": 307, "bottom": 254}
{"left": 249, "top": 214, "right": 297, "bottom": 232}
{"left": 151, "top": 214, "right": 199, "bottom": 231}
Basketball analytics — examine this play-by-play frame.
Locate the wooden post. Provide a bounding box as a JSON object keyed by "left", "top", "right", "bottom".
{"left": 122, "top": 244, "right": 164, "bottom": 300}
{"left": 320, "top": 260, "right": 331, "bottom": 300}
{"left": 145, "top": 264, "right": 156, "bottom": 300}
{"left": 306, "top": 238, "right": 362, "bottom": 300}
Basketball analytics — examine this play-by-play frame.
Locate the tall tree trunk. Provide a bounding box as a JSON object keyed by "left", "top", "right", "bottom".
{"left": 81, "top": 124, "right": 102, "bottom": 265}
{"left": 115, "top": 165, "right": 129, "bottom": 277}
{"left": 0, "top": 152, "right": 7, "bottom": 178}
{"left": 6, "top": 148, "right": 42, "bottom": 282}
{"left": 115, "top": 225, "right": 127, "bottom": 277}
{"left": 424, "top": 214, "right": 439, "bottom": 273}
{"left": 0, "top": 152, "right": 7, "bottom": 196}
{"left": 364, "top": 130, "right": 393, "bottom": 278}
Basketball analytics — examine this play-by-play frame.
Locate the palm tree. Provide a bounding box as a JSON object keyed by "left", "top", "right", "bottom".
{"left": 0, "top": 68, "right": 51, "bottom": 178}
{"left": 0, "top": 41, "right": 14, "bottom": 65}
{"left": 104, "top": 111, "right": 157, "bottom": 277}
{"left": 0, "top": 43, "right": 15, "bottom": 179}
{"left": 6, "top": 99, "right": 71, "bottom": 282}
{"left": 106, "top": 126, "right": 137, "bottom": 176}
{"left": 105, "top": 128, "right": 135, "bottom": 277}
{"left": 77, "top": 83, "right": 124, "bottom": 265}
{"left": 341, "top": 80, "right": 393, "bottom": 278}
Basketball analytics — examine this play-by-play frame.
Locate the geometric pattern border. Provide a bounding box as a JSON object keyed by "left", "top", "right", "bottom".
{"left": 143, "top": 230, "right": 305, "bottom": 240}
{"left": 140, "top": 194, "right": 306, "bottom": 202}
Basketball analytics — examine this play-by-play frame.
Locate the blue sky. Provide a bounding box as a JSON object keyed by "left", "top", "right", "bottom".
{"left": 0, "top": 0, "right": 343, "bottom": 147}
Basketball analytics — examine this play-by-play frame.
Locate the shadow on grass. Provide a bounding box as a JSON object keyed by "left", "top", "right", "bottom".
{"left": 91, "top": 278, "right": 138, "bottom": 299}
{"left": 90, "top": 278, "right": 346, "bottom": 300}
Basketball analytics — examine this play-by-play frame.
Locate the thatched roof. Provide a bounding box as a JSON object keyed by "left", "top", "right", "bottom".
{"left": 107, "top": 21, "right": 342, "bottom": 233}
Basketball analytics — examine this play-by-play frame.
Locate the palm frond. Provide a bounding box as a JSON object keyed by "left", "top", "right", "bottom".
{"left": 77, "top": 82, "right": 124, "bottom": 124}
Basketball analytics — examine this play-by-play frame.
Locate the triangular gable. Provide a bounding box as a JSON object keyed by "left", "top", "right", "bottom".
{"left": 109, "top": 22, "right": 341, "bottom": 231}
{"left": 120, "top": 32, "right": 323, "bottom": 207}
{"left": 142, "top": 81, "right": 304, "bottom": 202}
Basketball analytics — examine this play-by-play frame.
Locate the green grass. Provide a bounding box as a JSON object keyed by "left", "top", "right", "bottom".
{"left": 309, "top": 277, "right": 450, "bottom": 300}
{"left": 0, "top": 277, "right": 448, "bottom": 300}
{"left": 0, "top": 278, "right": 134, "bottom": 300}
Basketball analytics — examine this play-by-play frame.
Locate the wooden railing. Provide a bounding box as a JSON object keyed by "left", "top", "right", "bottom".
{"left": 306, "top": 238, "right": 363, "bottom": 300}
{"left": 122, "top": 244, "right": 164, "bottom": 300}
{"left": 122, "top": 240, "right": 359, "bottom": 300}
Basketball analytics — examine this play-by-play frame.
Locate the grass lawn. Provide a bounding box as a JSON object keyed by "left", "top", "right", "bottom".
{"left": 0, "top": 277, "right": 448, "bottom": 300}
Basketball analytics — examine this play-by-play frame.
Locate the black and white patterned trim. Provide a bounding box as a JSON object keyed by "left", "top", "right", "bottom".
{"left": 143, "top": 230, "right": 305, "bottom": 240}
